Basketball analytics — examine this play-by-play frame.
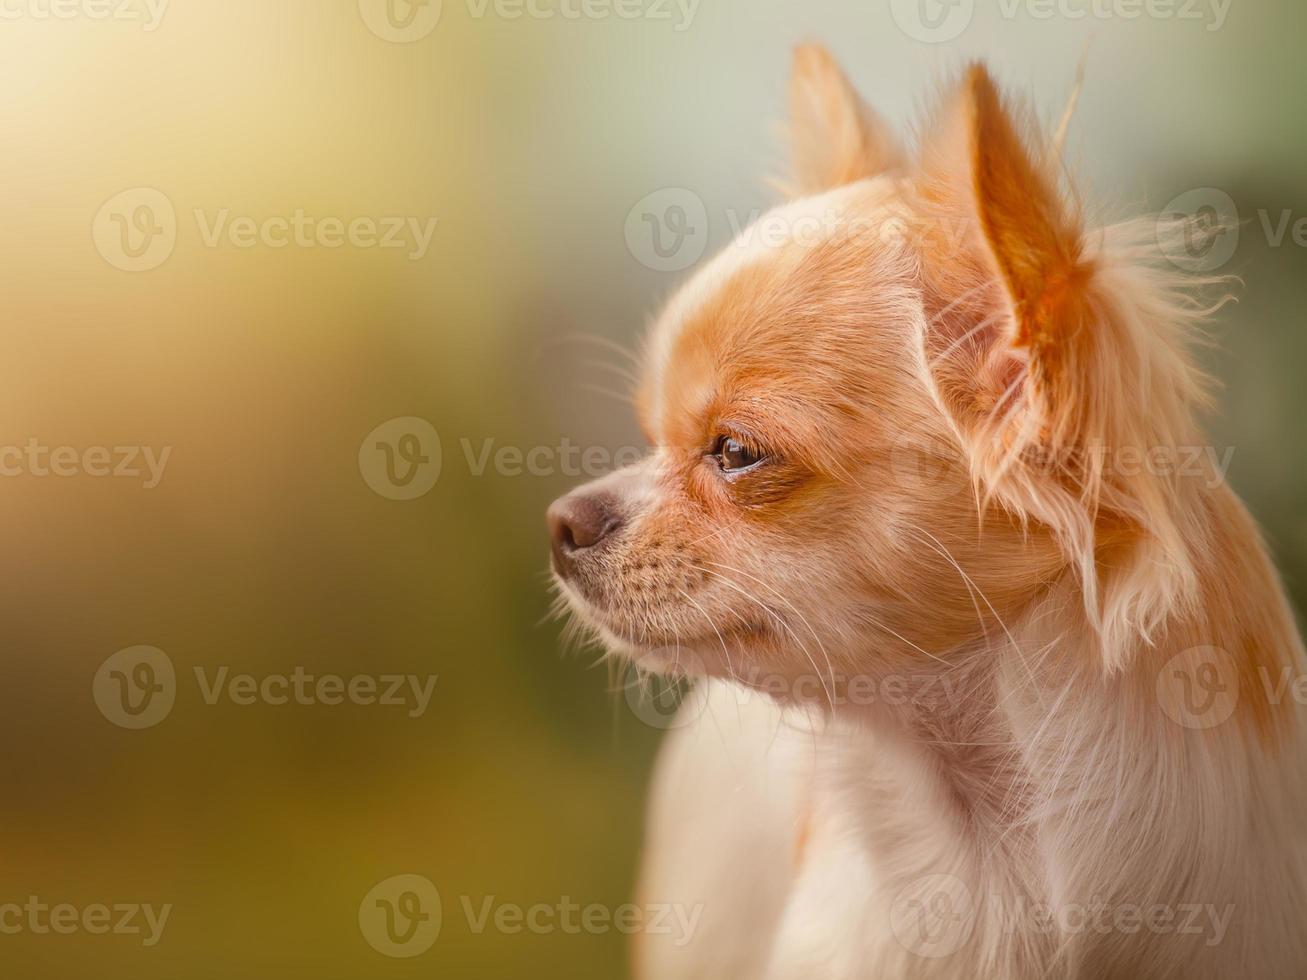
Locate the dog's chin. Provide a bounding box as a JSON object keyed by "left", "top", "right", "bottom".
{"left": 603, "top": 632, "right": 709, "bottom": 676}
{"left": 573, "top": 608, "right": 713, "bottom": 678}
{"left": 555, "top": 577, "right": 734, "bottom": 679}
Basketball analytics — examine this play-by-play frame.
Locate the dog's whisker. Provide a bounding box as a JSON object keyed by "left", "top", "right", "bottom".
{"left": 698, "top": 558, "right": 839, "bottom": 708}
{"left": 578, "top": 356, "right": 640, "bottom": 389}
{"left": 927, "top": 309, "right": 1009, "bottom": 369}
{"left": 902, "top": 523, "right": 993, "bottom": 653}
{"left": 923, "top": 279, "right": 993, "bottom": 329}
{"left": 676, "top": 586, "right": 739, "bottom": 686}
{"left": 543, "top": 331, "right": 641, "bottom": 366}
{"left": 577, "top": 382, "right": 636, "bottom": 406}
{"left": 690, "top": 564, "right": 836, "bottom": 712}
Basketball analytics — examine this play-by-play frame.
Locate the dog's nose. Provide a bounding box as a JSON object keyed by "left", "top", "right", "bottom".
{"left": 547, "top": 493, "right": 622, "bottom": 574}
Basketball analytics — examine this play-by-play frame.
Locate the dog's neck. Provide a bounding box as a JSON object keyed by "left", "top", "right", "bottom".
{"left": 791, "top": 516, "right": 1306, "bottom": 975}
{"left": 826, "top": 570, "right": 1087, "bottom": 848}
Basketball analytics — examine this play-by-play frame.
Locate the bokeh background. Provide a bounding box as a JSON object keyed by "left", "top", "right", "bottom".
{"left": 1, "top": 0, "right": 1303, "bottom": 976}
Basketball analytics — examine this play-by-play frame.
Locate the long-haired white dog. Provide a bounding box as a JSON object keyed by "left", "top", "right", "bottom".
{"left": 548, "top": 46, "right": 1307, "bottom": 979}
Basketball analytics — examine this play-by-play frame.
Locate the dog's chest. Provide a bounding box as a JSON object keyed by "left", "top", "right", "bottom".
{"left": 761, "top": 730, "right": 1040, "bottom": 980}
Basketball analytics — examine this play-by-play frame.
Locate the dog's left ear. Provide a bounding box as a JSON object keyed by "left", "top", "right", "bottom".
{"left": 786, "top": 44, "right": 903, "bottom": 195}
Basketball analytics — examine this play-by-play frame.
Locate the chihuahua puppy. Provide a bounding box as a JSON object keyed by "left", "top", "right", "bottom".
{"left": 548, "top": 46, "right": 1307, "bottom": 979}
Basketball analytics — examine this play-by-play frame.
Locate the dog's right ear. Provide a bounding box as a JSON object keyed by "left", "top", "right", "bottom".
{"left": 913, "top": 63, "right": 1221, "bottom": 668}
{"left": 785, "top": 44, "right": 903, "bottom": 196}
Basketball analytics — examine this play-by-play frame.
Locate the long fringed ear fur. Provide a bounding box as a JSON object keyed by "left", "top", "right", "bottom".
{"left": 914, "top": 64, "right": 1219, "bottom": 669}
{"left": 784, "top": 44, "right": 904, "bottom": 196}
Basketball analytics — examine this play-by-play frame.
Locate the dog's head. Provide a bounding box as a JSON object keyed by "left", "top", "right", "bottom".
{"left": 550, "top": 48, "right": 1213, "bottom": 697}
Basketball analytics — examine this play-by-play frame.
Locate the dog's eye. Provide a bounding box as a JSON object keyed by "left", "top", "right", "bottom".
{"left": 712, "top": 436, "right": 765, "bottom": 473}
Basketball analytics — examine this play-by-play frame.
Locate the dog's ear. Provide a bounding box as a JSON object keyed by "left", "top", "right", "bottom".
{"left": 785, "top": 44, "right": 903, "bottom": 195}
{"left": 915, "top": 63, "right": 1214, "bottom": 663}
{"left": 916, "top": 63, "right": 1094, "bottom": 460}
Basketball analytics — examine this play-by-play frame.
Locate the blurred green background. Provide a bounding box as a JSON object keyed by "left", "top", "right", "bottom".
{"left": 0, "top": 0, "right": 1303, "bottom": 976}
